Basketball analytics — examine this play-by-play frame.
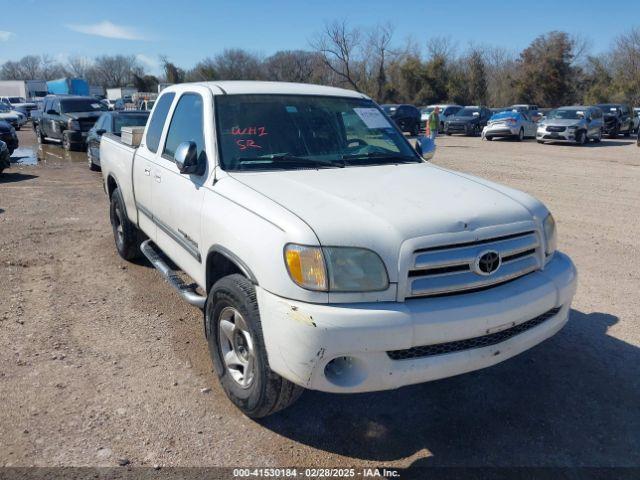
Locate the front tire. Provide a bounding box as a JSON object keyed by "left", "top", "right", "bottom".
{"left": 206, "top": 274, "right": 303, "bottom": 418}
{"left": 36, "top": 126, "right": 48, "bottom": 144}
{"left": 88, "top": 147, "right": 100, "bottom": 171}
{"left": 576, "top": 130, "right": 587, "bottom": 145}
{"left": 517, "top": 128, "right": 524, "bottom": 141}
{"left": 109, "top": 187, "right": 142, "bottom": 261}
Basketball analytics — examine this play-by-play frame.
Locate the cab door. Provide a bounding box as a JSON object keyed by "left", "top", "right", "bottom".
{"left": 132, "top": 91, "right": 176, "bottom": 239}
{"left": 148, "top": 89, "right": 211, "bottom": 285}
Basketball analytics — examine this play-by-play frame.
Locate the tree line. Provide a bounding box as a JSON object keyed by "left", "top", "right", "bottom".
{"left": 2, "top": 22, "right": 639, "bottom": 108}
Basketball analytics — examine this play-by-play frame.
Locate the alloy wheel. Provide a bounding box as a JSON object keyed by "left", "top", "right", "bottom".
{"left": 218, "top": 306, "right": 255, "bottom": 389}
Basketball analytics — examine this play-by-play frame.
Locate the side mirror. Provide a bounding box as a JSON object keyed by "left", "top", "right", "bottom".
{"left": 174, "top": 141, "right": 200, "bottom": 174}
{"left": 96, "top": 129, "right": 106, "bottom": 135}
{"left": 46, "top": 109, "right": 57, "bottom": 115}
{"left": 415, "top": 135, "right": 436, "bottom": 161}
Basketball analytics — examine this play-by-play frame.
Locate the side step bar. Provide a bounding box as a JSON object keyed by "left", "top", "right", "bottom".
{"left": 140, "top": 240, "right": 207, "bottom": 309}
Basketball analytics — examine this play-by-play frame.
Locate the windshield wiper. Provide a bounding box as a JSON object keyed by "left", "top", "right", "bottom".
{"left": 236, "top": 152, "right": 344, "bottom": 169}
{"left": 341, "top": 151, "right": 419, "bottom": 164}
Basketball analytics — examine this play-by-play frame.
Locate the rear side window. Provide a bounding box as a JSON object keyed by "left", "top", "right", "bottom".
{"left": 145, "top": 92, "right": 175, "bottom": 153}
{"left": 162, "top": 93, "right": 206, "bottom": 162}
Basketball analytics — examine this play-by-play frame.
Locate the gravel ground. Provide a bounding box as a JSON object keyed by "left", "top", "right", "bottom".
{"left": 0, "top": 128, "right": 638, "bottom": 468}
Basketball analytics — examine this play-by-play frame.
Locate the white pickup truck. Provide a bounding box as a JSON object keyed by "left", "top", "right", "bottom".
{"left": 100, "top": 81, "right": 577, "bottom": 418}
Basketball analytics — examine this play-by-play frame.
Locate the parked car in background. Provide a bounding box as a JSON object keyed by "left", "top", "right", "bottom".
{"left": 482, "top": 109, "right": 537, "bottom": 141}
{"left": 36, "top": 95, "right": 108, "bottom": 151}
{"left": 595, "top": 103, "right": 633, "bottom": 138}
{"left": 0, "top": 96, "right": 38, "bottom": 118}
{"left": 86, "top": 110, "right": 150, "bottom": 170}
{"left": 444, "top": 106, "right": 492, "bottom": 136}
{"left": 632, "top": 107, "right": 640, "bottom": 134}
{"left": 99, "top": 81, "right": 576, "bottom": 418}
{"left": 419, "top": 104, "right": 462, "bottom": 133}
{"left": 510, "top": 104, "right": 542, "bottom": 122}
{"left": 0, "top": 139, "right": 9, "bottom": 175}
{"left": 536, "top": 106, "right": 603, "bottom": 145}
{"left": 381, "top": 104, "right": 421, "bottom": 135}
{"left": 0, "top": 120, "right": 18, "bottom": 155}
{"left": 0, "top": 102, "right": 26, "bottom": 129}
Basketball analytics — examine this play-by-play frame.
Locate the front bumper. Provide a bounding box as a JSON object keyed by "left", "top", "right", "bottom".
{"left": 66, "top": 130, "right": 89, "bottom": 144}
{"left": 484, "top": 125, "right": 519, "bottom": 138}
{"left": 259, "top": 252, "right": 577, "bottom": 393}
{"left": 536, "top": 129, "right": 577, "bottom": 142}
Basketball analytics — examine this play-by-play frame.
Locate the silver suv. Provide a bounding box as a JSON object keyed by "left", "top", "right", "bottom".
{"left": 537, "top": 106, "right": 603, "bottom": 145}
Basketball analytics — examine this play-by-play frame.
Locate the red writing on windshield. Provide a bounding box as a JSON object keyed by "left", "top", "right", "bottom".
{"left": 231, "top": 126, "right": 268, "bottom": 136}
{"left": 236, "top": 139, "right": 262, "bottom": 150}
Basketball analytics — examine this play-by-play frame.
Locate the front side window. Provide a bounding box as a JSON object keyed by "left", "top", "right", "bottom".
{"left": 145, "top": 92, "right": 175, "bottom": 153}
{"left": 162, "top": 93, "right": 205, "bottom": 161}
{"left": 215, "top": 95, "right": 418, "bottom": 172}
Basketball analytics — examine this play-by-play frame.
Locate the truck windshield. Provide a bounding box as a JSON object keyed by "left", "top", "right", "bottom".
{"left": 60, "top": 99, "right": 108, "bottom": 114}
{"left": 215, "top": 95, "right": 418, "bottom": 171}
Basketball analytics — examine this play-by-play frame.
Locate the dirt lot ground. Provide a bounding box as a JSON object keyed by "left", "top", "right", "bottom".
{"left": 0, "top": 127, "right": 638, "bottom": 468}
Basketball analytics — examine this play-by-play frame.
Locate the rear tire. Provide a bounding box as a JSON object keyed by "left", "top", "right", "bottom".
{"left": 109, "top": 187, "right": 142, "bottom": 261}
{"left": 206, "top": 274, "right": 303, "bottom": 418}
{"left": 593, "top": 129, "right": 602, "bottom": 143}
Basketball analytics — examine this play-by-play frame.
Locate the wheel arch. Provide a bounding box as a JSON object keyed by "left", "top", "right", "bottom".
{"left": 106, "top": 174, "right": 119, "bottom": 199}
{"left": 206, "top": 245, "right": 258, "bottom": 293}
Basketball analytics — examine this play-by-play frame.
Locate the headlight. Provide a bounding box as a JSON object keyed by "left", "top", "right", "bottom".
{"left": 567, "top": 125, "right": 578, "bottom": 130}
{"left": 543, "top": 214, "right": 557, "bottom": 257}
{"left": 10, "top": 126, "right": 16, "bottom": 135}
{"left": 68, "top": 119, "right": 80, "bottom": 130}
{"left": 284, "top": 244, "right": 389, "bottom": 292}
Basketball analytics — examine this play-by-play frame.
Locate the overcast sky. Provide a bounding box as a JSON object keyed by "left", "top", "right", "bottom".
{"left": 0, "top": 0, "right": 635, "bottom": 74}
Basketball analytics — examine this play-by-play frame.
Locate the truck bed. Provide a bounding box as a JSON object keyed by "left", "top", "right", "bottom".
{"left": 100, "top": 133, "right": 139, "bottom": 225}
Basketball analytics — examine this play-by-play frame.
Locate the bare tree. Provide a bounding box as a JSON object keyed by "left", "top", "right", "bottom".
{"left": 311, "top": 20, "right": 364, "bottom": 90}
{"left": 426, "top": 36, "right": 457, "bottom": 61}
{"left": 366, "top": 23, "right": 395, "bottom": 101}
{"left": 186, "top": 58, "right": 217, "bottom": 82}
{"left": 89, "top": 55, "right": 143, "bottom": 87}
{"left": 264, "top": 50, "right": 323, "bottom": 83}
{"left": 67, "top": 55, "right": 92, "bottom": 78}
{"left": 211, "top": 49, "right": 263, "bottom": 80}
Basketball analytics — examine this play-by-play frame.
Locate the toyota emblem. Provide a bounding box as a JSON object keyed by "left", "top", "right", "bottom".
{"left": 475, "top": 250, "right": 501, "bottom": 275}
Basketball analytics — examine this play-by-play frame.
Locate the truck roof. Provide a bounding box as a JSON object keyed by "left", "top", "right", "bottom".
{"left": 164, "top": 81, "right": 369, "bottom": 99}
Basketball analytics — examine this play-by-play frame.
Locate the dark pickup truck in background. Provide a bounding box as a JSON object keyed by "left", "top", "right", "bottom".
{"left": 595, "top": 103, "right": 634, "bottom": 138}
{"left": 35, "top": 95, "right": 107, "bottom": 151}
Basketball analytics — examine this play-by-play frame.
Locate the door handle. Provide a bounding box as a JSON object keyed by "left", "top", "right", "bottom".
{"left": 144, "top": 167, "right": 151, "bottom": 176}
{"left": 154, "top": 174, "right": 161, "bottom": 183}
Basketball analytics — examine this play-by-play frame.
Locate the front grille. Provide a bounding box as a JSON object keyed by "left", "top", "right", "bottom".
{"left": 406, "top": 230, "right": 541, "bottom": 298}
{"left": 387, "top": 306, "right": 562, "bottom": 360}
{"left": 546, "top": 126, "right": 566, "bottom": 132}
{"left": 447, "top": 123, "right": 467, "bottom": 132}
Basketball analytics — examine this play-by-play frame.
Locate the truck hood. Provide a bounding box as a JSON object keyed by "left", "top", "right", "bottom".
{"left": 63, "top": 112, "right": 102, "bottom": 120}
{"left": 230, "top": 163, "right": 544, "bottom": 278}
